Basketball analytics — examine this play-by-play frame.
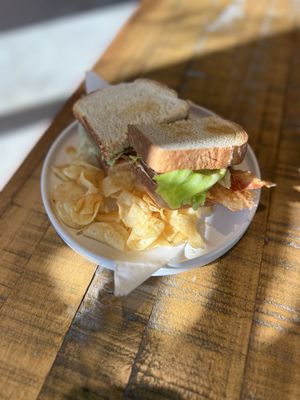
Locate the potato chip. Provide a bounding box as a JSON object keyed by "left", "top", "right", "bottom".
{"left": 161, "top": 223, "right": 178, "bottom": 243}
{"left": 76, "top": 193, "right": 103, "bottom": 214}
{"left": 77, "top": 161, "right": 103, "bottom": 171}
{"left": 150, "top": 237, "right": 170, "bottom": 248}
{"left": 170, "top": 231, "right": 187, "bottom": 245}
{"left": 153, "top": 224, "right": 186, "bottom": 247}
{"left": 117, "top": 191, "right": 150, "bottom": 214}
{"left": 159, "top": 209, "right": 174, "bottom": 223}
{"left": 52, "top": 157, "right": 206, "bottom": 251}
{"left": 127, "top": 231, "right": 159, "bottom": 251}
{"left": 53, "top": 163, "right": 103, "bottom": 193}
{"left": 114, "top": 190, "right": 166, "bottom": 249}
{"left": 121, "top": 202, "right": 147, "bottom": 228}
{"left": 117, "top": 192, "right": 140, "bottom": 226}
{"left": 102, "top": 171, "right": 134, "bottom": 197}
{"left": 58, "top": 204, "right": 97, "bottom": 228}
{"left": 52, "top": 166, "right": 69, "bottom": 182}
{"left": 150, "top": 225, "right": 180, "bottom": 248}
{"left": 56, "top": 200, "right": 100, "bottom": 228}
{"left": 133, "top": 214, "right": 165, "bottom": 238}
{"left": 168, "top": 211, "right": 204, "bottom": 248}
{"left": 52, "top": 181, "right": 86, "bottom": 203}
{"left": 52, "top": 181, "right": 101, "bottom": 228}
{"left": 142, "top": 194, "right": 162, "bottom": 212}
{"left": 54, "top": 202, "right": 81, "bottom": 228}
{"left": 95, "top": 211, "right": 120, "bottom": 223}
{"left": 117, "top": 194, "right": 164, "bottom": 237}
{"left": 77, "top": 171, "right": 97, "bottom": 193}
{"left": 188, "top": 234, "right": 204, "bottom": 249}
{"left": 167, "top": 211, "right": 191, "bottom": 234}
{"left": 97, "top": 197, "right": 117, "bottom": 214}
{"left": 83, "top": 222, "right": 128, "bottom": 251}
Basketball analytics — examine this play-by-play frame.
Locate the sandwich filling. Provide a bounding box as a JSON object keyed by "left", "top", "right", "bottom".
{"left": 79, "top": 125, "right": 274, "bottom": 211}
{"left": 78, "top": 127, "right": 226, "bottom": 209}
{"left": 154, "top": 169, "right": 227, "bottom": 209}
{"left": 128, "top": 156, "right": 231, "bottom": 209}
{"left": 129, "top": 157, "right": 274, "bottom": 211}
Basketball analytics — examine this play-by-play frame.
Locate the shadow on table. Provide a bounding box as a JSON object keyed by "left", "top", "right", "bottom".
{"left": 65, "top": 384, "right": 184, "bottom": 400}
{"left": 0, "top": 0, "right": 133, "bottom": 32}
{"left": 64, "top": 386, "right": 111, "bottom": 400}
{"left": 0, "top": 99, "right": 65, "bottom": 135}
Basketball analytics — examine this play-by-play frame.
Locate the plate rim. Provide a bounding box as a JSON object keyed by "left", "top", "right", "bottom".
{"left": 41, "top": 118, "right": 261, "bottom": 276}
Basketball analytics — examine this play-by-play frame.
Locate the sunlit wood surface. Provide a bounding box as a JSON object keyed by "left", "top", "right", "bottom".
{"left": 0, "top": 0, "right": 300, "bottom": 399}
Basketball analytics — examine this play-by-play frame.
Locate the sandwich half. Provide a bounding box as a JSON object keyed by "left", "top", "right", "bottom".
{"left": 73, "top": 79, "right": 189, "bottom": 170}
{"left": 72, "top": 78, "right": 274, "bottom": 211}
{"left": 127, "top": 116, "right": 274, "bottom": 211}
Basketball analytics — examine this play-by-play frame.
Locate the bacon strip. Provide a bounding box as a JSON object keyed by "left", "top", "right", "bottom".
{"left": 206, "top": 185, "right": 255, "bottom": 211}
{"left": 230, "top": 170, "right": 275, "bottom": 191}
{"left": 206, "top": 170, "right": 275, "bottom": 211}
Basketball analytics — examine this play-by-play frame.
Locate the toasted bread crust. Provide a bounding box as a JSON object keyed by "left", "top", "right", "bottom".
{"left": 73, "top": 108, "right": 112, "bottom": 160}
{"left": 128, "top": 125, "right": 248, "bottom": 172}
{"left": 134, "top": 78, "right": 179, "bottom": 100}
{"left": 130, "top": 163, "right": 170, "bottom": 208}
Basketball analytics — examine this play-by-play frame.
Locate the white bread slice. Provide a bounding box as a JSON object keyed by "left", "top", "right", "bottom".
{"left": 128, "top": 116, "right": 248, "bottom": 172}
{"left": 73, "top": 79, "right": 189, "bottom": 162}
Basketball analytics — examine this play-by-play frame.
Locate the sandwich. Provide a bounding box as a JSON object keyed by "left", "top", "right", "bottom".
{"left": 127, "top": 116, "right": 274, "bottom": 211}
{"left": 73, "top": 78, "right": 189, "bottom": 171}
{"left": 73, "top": 79, "right": 274, "bottom": 212}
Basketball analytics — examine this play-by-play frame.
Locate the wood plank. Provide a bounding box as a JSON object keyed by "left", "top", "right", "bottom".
{"left": 0, "top": 224, "right": 96, "bottom": 400}
{"left": 0, "top": 174, "right": 49, "bottom": 306}
{"left": 37, "top": 269, "right": 159, "bottom": 400}
{"left": 95, "top": 0, "right": 232, "bottom": 88}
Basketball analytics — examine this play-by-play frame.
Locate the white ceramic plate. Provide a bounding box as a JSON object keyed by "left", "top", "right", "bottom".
{"left": 41, "top": 107, "right": 261, "bottom": 276}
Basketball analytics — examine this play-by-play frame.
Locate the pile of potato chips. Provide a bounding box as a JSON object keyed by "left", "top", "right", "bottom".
{"left": 52, "top": 160, "right": 205, "bottom": 252}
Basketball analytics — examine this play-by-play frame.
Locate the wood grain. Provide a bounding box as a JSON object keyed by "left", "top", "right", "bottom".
{"left": 0, "top": 0, "right": 299, "bottom": 399}
{"left": 38, "top": 268, "right": 160, "bottom": 399}
{"left": 0, "top": 221, "right": 96, "bottom": 399}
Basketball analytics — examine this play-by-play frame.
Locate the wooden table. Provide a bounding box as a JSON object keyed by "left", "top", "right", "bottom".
{"left": 1, "top": 1, "right": 300, "bottom": 399}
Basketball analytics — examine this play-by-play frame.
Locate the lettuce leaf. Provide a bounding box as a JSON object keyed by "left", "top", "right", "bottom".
{"left": 154, "top": 169, "right": 226, "bottom": 209}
